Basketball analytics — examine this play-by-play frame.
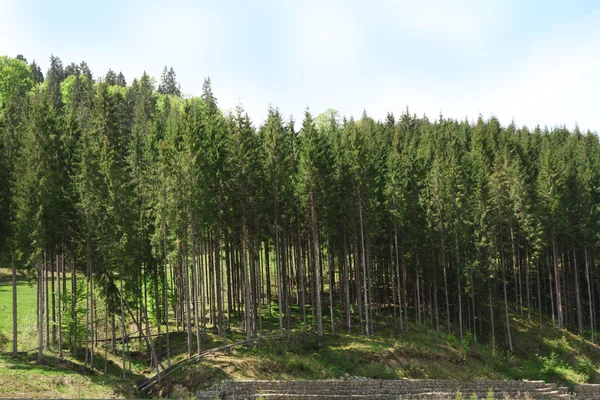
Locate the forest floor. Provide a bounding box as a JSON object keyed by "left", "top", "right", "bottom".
{"left": 2, "top": 270, "right": 600, "bottom": 398}
{"left": 151, "top": 318, "right": 600, "bottom": 398}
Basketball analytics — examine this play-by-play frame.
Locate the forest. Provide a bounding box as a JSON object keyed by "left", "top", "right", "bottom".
{"left": 1, "top": 54, "right": 599, "bottom": 382}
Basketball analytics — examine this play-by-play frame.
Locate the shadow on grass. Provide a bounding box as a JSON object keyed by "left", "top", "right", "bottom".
{"left": 0, "top": 348, "right": 146, "bottom": 398}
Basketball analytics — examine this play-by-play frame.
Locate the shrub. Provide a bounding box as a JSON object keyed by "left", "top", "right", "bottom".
{"left": 0, "top": 332, "right": 9, "bottom": 352}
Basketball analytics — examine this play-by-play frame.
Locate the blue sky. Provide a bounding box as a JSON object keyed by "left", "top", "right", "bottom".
{"left": 1, "top": 0, "right": 599, "bottom": 132}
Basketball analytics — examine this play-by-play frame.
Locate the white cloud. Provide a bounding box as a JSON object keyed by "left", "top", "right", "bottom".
{"left": 283, "top": 1, "right": 363, "bottom": 68}
{"left": 0, "top": 0, "right": 34, "bottom": 59}
{"left": 479, "top": 10, "right": 600, "bottom": 131}
{"left": 373, "top": 0, "right": 509, "bottom": 47}
{"left": 306, "top": 5, "right": 600, "bottom": 133}
{"left": 1, "top": 1, "right": 598, "bottom": 132}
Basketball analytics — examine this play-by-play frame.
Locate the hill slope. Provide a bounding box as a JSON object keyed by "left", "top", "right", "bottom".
{"left": 150, "top": 317, "right": 600, "bottom": 398}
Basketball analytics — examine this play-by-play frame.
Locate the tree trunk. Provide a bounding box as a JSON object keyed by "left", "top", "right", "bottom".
{"left": 488, "top": 268, "right": 495, "bottom": 353}
{"left": 58, "top": 252, "right": 63, "bottom": 358}
{"left": 12, "top": 254, "right": 17, "bottom": 355}
{"left": 584, "top": 248, "right": 595, "bottom": 342}
{"left": 120, "top": 270, "right": 126, "bottom": 379}
{"left": 525, "top": 247, "right": 532, "bottom": 325}
{"left": 72, "top": 256, "right": 77, "bottom": 358}
{"left": 548, "top": 252, "right": 556, "bottom": 328}
{"left": 296, "top": 213, "right": 306, "bottom": 327}
{"left": 85, "top": 241, "right": 91, "bottom": 368}
{"left": 327, "top": 242, "right": 335, "bottom": 334}
{"left": 310, "top": 192, "right": 323, "bottom": 344}
{"left": 441, "top": 253, "right": 450, "bottom": 334}
{"left": 45, "top": 252, "right": 50, "bottom": 349}
{"left": 51, "top": 254, "right": 56, "bottom": 345}
{"left": 275, "top": 202, "right": 283, "bottom": 335}
{"left": 536, "top": 258, "right": 542, "bottom": 330}
{"left": 264, "top": 240, "right": 272, "bottom": 330}
{"left": 242, "top": 218, "right": 252, "bottom": 341}
{"left": 215, "top": 236, "right": 224, "bottom": 341}
{"left": 162, "top": 182, "right": 171, "bottom": 367}
{"left": 104, "top": 284, "right": 108, "bottom": 374}
{"left": 500, "top": 246, "right": 513, "bottom": 353}
{"left": 394, "top": 227, "right": 403, "bottom": 332}
{"left": 357, "top": 188, "right": 369, "bottom": 336}
{"left": 552, "top": 239, "right": 563, "bottom": 329}
{"left": 416, "top": 254, "right": 421, "bottom": 325}
{"left": 456, "top": 233, "right": 463, "bottom": 344}
{"left": 183, "top": 241, "right": 193, "bottom": 359}
{"left": 499, "top": 236, "right": 513, "bottom": 353}
{"left": 573, "top": 246, "right": 583, "bottom": 337}
{"left": 191, "top": 225, "right": 201, "bottom": 355}
{"left": 470, "top": 251, "right": 476, "bottom": 341}
{"left": 343, "top": 230, "right": 351, "bottom": 333}
{"left": 38, "top": 261, "right": 44, "bottom": 362}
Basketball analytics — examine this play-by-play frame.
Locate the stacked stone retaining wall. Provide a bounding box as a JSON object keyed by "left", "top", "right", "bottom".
{"left": 196, "top": 379, "right": 589, "bottom": 399}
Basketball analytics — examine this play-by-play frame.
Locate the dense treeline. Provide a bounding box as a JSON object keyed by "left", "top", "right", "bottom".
{"left": 1, "top": 55, "right": 599, "bottom": 379}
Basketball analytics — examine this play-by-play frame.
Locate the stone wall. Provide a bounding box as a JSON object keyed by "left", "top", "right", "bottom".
{"left": 197, "top": 379, "right": 576, "bottom": 399}
{"left": 573, "top": 384, "right": 600, "bottom": 399}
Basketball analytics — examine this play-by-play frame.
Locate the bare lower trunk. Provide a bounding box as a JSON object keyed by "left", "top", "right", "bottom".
{"left": 310, "top": 192, "right": 323, "bottom": 344}
{"left": 441, "top": 254, "right": 450, "bottom": 334}
{"left": 394, "top": 226, "right": 403, "bottom": 332}
{"left": 72, "top": 259, "right": 77, "bottom": 358}
{"left": 38, "top": 261, "right": 44, "bottom": 362}
{"left": 243, "top": 219, "right": 252, "bottom": 341}
{"left": 500, "top": 240, "right": 513, "bottom": 353}
{"left": 548, "top": 252, "right": 556, "bottom": 328}
{"left": 58, "top": 252, "right": 63, "bottom": 358}
{"left": 573, "top": 247, "right": 583, "bottom": 337}
{"left": 488, "top": 265, "right": 495, "bottom": 353}
{"left": 215, "top": 237, "right": 224, "bottom": 342}
{"left": 328, "top": 245, "right": 334, "bottom": 334}
{"left": 12, "top": 255, "right": 17, "bottom": 355}
{"left": 416, "top": 256, "right": 421, "bottom": 325}
{"left": 525, "top": 248, "right": 532, "bottom": 325}
{"left": 162, "top": 176, "right": 171, "bottom": 367}
{"left": 191, "top": 226, "right": 201, "bottom": 355}
{"left": 358, "top": 189, "right": 369, "bottom": 336}
{"left": 275, "top": 204, "right": 283, "bottom": 335}
{"left": 104, "top": 285, "right": 108, "bottom": 374}
{"left": 552, "top": 239, "right": 563, "bottom": 329}
{"left": 120, "top": 274, "right": 126, "bottom": 379}
{"left": 183, "top": 242, "right": 193, "bottom": 358}
{"left": 51, "top": 255, "right": 56, "bottom": 345}
{"left": 537, "top": 259, "right": 542, "bottom": 330}
{"left": 343, "top": 231, "right": 351, "bottom": 333}
{"left": 45, "top": 252, "right": 49, "bottom": 349}
{"left": 584, "top": 248, "right": 595, "bottom": 342}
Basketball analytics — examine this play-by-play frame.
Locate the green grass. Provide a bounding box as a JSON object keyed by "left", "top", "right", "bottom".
{"left": 153, "top": 311, "right": 600, "bottom": 397}
{"left": 0, "top": 271, "right": 143, "bottom": 398}
{"left": 0, "top": 276, "right": 39, "bottom": 352}
{"left": 2, "top": 270, "right": 600, "bottom": 398}
{"left": 0, "top": 353, "right": 137, "bottom": 398}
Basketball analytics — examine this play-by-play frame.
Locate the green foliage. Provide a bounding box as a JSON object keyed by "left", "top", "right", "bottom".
{"left": 60, "top": 278, "right": 87, "bottom": 349}
{"left": 2, "top": 53, "right": 600, "bottom": 399}
{"left": 59, "top": 74, "right": 88, "bottom": 106}
{"left": 0, "top": 56, "right": 33, "bottom": 114}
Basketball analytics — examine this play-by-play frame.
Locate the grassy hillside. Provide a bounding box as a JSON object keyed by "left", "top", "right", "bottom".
{"left": 151, "top": 318, "right": 600, "bottom": 398}
{"left": 0, "top": 269, "right": 40, "bottom": 353}
{"left": 2, "top": 271, "right": 600, "bottom": 399}
{"left": 0, "top": 270, "right": 142, "bottom": 398}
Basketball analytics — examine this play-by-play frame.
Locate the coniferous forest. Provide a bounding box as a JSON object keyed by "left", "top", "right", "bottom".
{"left": 1, "top": 55, "right": 600, "bottom": 381}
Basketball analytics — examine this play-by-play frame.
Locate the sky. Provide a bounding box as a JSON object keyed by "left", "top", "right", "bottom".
{"left": 1, "top": 0, "right": 599, "bottom": 132}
